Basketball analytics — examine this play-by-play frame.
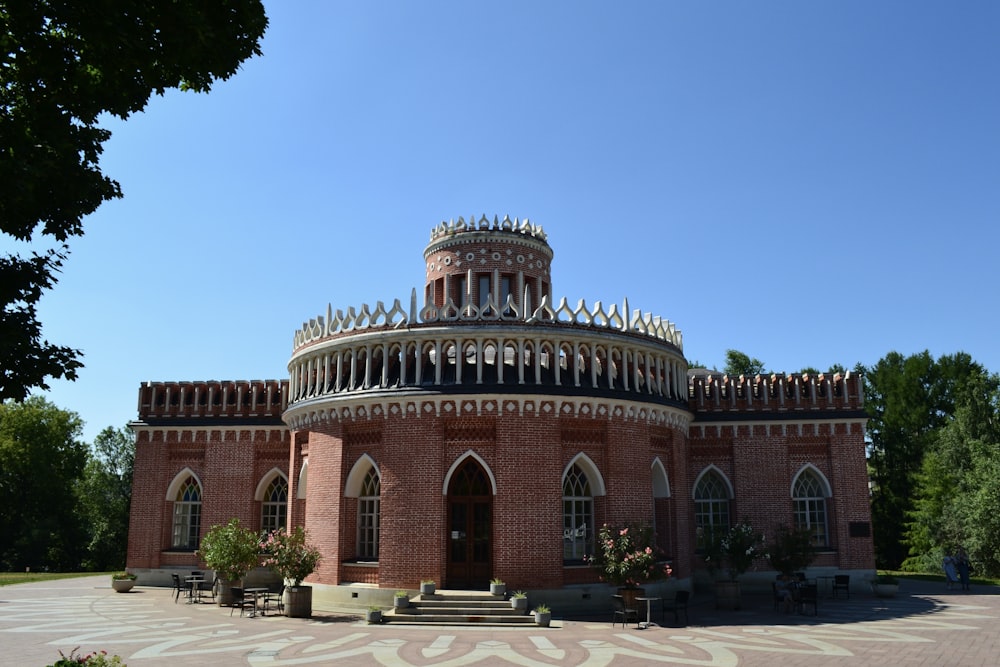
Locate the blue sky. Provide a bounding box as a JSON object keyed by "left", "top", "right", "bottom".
{"left": 26, "top": 1, "right": 1000, "bottom": 443}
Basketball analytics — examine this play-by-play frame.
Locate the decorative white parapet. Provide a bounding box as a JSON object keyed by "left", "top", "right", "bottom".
{"left": 688, "top": 372, "right": 864, "bottom": 411}
{"left": 292, "top": 289, "right": 682, "bottom": 352}
{"left": 429, "top": 214, "right": 547, "bottom": 243}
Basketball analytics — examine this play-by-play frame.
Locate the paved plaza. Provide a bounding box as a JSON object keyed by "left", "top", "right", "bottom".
{"left": 2, "top": 575, "right": 998, "bottom": 667}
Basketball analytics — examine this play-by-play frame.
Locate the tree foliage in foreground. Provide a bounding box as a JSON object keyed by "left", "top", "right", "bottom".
{"left": 863, "top": 350, "right": 991, "bottom": 569}
{"left": 0, "top": 1, "right": 268, "bottom": 401}
{"left": 76, "top": 426, "right": 135, "bottom": 571}
{"left": 0, "top": 399, "right": 135, "bottom": 571}
{"left": 0, "top": 397, "right": 87, "bottom": 570}
{"left": 904, "top": 370, "right": 1000, "bottom": 576}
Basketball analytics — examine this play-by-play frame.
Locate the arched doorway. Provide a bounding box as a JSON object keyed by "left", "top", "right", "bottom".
{"left": 446, "top": 458, "right": 492, "bottom": 589}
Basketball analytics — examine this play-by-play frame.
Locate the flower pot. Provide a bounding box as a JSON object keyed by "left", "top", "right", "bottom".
{"left": 217, "top": 580, "right": 235, "bottom": 607}
{"left": 511, "top": 596, "right": 528, "bottom": 612}
{"left": 284, "top": 585, "right": 313, "bottom": 618}
{"left": 490, "top": 583, "right": 506, "bottom": 596}
{"left": 715, "top": 580, "right": 741, "bottom": 610}
{"left": 617, "top": 587, "right": 646, "bottom": 618}
{"left": 111, "top": 579, "right": 135, "bottom": 593}
{"left": 365, "top": 609, "right": 382, "bottom": 624}
{"left": 534, "top": 611, "right": 551, "bottom": 627}
{"left": 420, "top": 582, "right": 436, "bottom": 596}
{"left": 394, "top": 595, "right": 409, "bottom": 609}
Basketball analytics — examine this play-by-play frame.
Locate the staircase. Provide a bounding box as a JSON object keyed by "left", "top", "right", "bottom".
{"left": 385, "top": 590, "right": 536, "bottom": 626}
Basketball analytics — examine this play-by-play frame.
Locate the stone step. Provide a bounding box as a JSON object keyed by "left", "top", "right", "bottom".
{"left": 418, "top": 591, "right": 505, "bottom": 602}
{"left": 399, "top": 605, "right": 521, "bottom": 616}
{"left": 383, "top": 589, "right": 537, "bottom": 627}
{"left": 413, "top": 599, "right": 512, "bottom": 610}
{"left": 385, "top": 610, "right": 536, "bottom": 625}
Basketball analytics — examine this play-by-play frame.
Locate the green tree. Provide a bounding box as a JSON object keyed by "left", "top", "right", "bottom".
{"left": 78, "top": 426, "right": 135, "bottom": 571}
{"left": 723, "top": 350, "right": 765, "bottom": 377}
{"left": 906, "top": 370, "right": 1000, "bottom": 575}
{"left": 0, "top": 1, "right": 269, "bottom": 401}
{"left": 0, "top": 397, "right": 87, "bottom": 570}
{"left": 799, "top": 365, "right": 847, "bottom": 375}
{"left": 864, "top": 350, "right": 986, "bottom": 568}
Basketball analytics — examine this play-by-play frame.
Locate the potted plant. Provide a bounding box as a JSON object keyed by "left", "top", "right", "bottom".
{"left": 703, "top": 518, "right": 767, "bottom": 610}
{"left": 110, "top": 572, "right": 137, "bottom": 593}
{"left": 533, "top": 603, "right": 551, "bottom": 627}
{"left": 588, "top": 523, "right": 672, "bottom": 611}
{"left": 490, "top": 577, "right": 506, "bottom": 596}
{"left": 511, "top": 590, "right": 528, "bottom": 612}
{"left": 420, "top": 579, "right": 436, "bottom": 596}
{"left": 262, "top": 525, "right": 322, "bottom": 617}
{"left": 365, "top": 605, "right": 383, "bottom": 624}
{"left": 197, "top": 518, "right": 262, "bottom": 607}
{"left": 394, "top": 590, "right": 410, "bottom": 609}
{"left": 767, "top": 524, "right": 816, "bottom": 577}
{"left": 872, "top": 572, "right": 899, "bottom": 597}
{"left": 50, "top": 648, "right": 126, "bottom": 665}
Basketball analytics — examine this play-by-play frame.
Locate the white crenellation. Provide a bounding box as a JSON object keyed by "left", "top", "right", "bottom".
{"left": 687, "top": 372, "right": 863, "bottom": 412}
{"left": 293, "top": 290, "right": 682, "bottom": 350}
{"left": 429, "top": 214, "right": 547, "bottom": 243}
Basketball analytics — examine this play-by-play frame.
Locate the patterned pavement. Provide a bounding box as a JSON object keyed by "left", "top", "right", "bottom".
{"left": 2, "top": 575, "right": 998, "bottom": 667}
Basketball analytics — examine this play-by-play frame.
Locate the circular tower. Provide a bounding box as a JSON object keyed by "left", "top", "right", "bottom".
{"left": 283, "top": 215, "right": 690, "bottom": 598}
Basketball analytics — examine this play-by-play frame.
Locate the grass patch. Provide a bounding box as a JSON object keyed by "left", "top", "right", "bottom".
{"left": 886, "top": 570, "right": 1000, "bottom": 587}
{"left": 0, "top": 572, "right": 111, "bottom": 587}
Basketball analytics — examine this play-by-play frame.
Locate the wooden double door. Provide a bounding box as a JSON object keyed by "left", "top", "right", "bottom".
{"left": 446, "top": 459, "right": 492, "bottom": 590}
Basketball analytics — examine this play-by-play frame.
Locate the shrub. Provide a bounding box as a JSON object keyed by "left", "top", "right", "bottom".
{"left": 48, "top": 648, "right": 125, "bottom": 666}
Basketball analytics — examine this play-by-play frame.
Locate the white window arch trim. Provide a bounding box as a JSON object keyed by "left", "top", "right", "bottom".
{"left": 254, "top": 467, "right": 288, "bottom": 501}
{"left": 651, "top": 457, "right": 670, "bottom": 498}
{"left": 441, "top": 450, "right": 498, "bottom": 496}
{"left": 345, "top": 454, "right": 381, "bottom": 497}
{"left": 691, "top": 464, "right": 734, "bottom": 500}
{"left": 562, "top": 452, "right": 607, "bottom": 496}
{"left": 165, "top": 467, "right": 203, "bottom": 500}
{"left": 789, "top": 463, "right": 833, "bottom": 497}
{"left": 297, "top": 458, "right": 308, "bottom": 500}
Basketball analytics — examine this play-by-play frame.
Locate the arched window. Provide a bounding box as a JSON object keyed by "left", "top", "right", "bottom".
{"left": 358, "top": 468, "right": 380, "bottom": 560}
{"left": 562, "top": 464, "right": 593, "bottom": 561}
{"left": 261, "top": 476, "right": 288, "bottom": 534}
{"left": 694, "top": 469, "right": 731, "bottom": 548}
{"left": 793, "top": 469, "right": 829, "bottom": 547}
{"left": 172, "top": 476, "right": 202, "bottom": 549}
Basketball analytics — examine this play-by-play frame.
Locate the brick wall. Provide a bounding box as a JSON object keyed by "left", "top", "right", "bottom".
{"left": 128, "top": 382, "right": 874, "bottom": 589}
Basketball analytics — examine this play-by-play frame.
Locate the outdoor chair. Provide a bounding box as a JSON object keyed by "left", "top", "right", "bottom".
{"left": 612, "top": 594, "right": 639, "bottom": 629}
{"left": 230, "top": 587, "right": 255, "bottom": 617}
{"left": 773, "top": 580, "right": 797, "bottom": 613}
{"left": 660, "top": 590, "right": 690, "bottom": 626}
{"left": 797, "top": 584, "right": 819, "bottom": 616}
{"left": 832, "top": 574, "right": 850, "bottom": 599}
{"left": 199, "top": 575, "right": 218, "bottom": 603}
{"left": 772, "top": 582, "right": 784, "bottom": 612}
{"left": 170, "top": 574, "right": 183, "bottom": 603}
{"left": 264, "top": 582, "right": 285, "bottom": 615}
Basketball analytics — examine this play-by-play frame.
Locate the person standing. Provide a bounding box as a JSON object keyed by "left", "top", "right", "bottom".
{"left": 956, "top": 547, "right": 971, "bottom": 591}
{"left": 943, "top": 552, "right": 959, "bottom": 590}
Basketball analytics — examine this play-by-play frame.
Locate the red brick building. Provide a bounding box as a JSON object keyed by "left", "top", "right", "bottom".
{"left": 128, "top": 216, "right": 874, "bottom": 609}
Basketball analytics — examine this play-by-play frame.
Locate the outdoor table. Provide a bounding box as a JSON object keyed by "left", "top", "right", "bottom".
{"left": 185, "top": 577, "right": 204, "bottom": 603}
{"left": 244, "top": 587, "right": 269, "bottom": 617}
{"left": 816, "top": 575, "right": 835, "bottom": 598}
{"left": 636, "top": 596, "right": 660, "bottom": 629}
